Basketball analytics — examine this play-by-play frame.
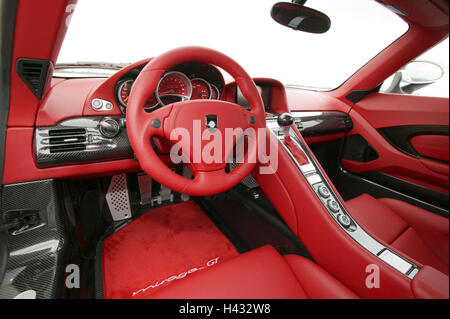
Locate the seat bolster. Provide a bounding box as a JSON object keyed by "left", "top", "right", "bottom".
{"left": 283, "top": 255, "right": 359, "bottom": 299}
{"left": 345, "top": 194, "right": 408, "bottom": 243}
{"left": 149, "top": 245, "right": 308, "bottom": 299}
{"left": 390, "top": 228, "right": 449, "bottom": 275}
{"left": 379, "top": 198, "right": 449, "bottom": 264}
{"left": 411, "top": 266, "right": 449, "bottom": 299}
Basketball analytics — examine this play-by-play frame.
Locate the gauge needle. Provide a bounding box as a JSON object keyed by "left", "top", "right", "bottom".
{"left": 124, "top": 96, "right": 129, "bottom": 102}
{"left": 159, "top": 91, "right": 172, "bottom": 95}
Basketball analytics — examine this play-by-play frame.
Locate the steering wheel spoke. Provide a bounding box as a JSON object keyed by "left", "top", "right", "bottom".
{"left": 140, "top": 105, "right": 173, "bottom": 141}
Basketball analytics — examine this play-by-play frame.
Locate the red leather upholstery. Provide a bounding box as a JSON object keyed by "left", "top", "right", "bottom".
{"left": 346, "top": 194, "right": 449, "bottom": 275}
{"left": 411, "top": 266, "right": 449, "bottom": 299}
{"left": 149, "top": 245, "right": 358, "bottom": 299}
{"left": 410, "top": 135, "right": 450, "bottom": 163}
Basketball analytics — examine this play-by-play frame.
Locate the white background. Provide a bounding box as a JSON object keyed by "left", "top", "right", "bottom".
{"left": 58, "top": 0, "right": 448, "bottom": 96}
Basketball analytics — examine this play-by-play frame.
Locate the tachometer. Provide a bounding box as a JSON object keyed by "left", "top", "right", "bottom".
{"left": 156, "top": 71, "right": 192, "bottom": 106}
{"left": 191, "top": 78, "right": 211, "bottom": 100}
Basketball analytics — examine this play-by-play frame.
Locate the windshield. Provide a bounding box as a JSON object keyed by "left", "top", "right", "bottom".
{"left": 57, "top": 0, "right": 409, "bottom": 90}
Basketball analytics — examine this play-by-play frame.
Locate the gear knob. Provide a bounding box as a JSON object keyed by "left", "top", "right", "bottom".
{"left": 277, "top": 113, "right": 294, "bottom": 127}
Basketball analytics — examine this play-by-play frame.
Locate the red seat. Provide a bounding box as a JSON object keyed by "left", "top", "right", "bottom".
{"left": 346, "top": 194, "right": 449, "bottom": 275}
{"left": 149, "top": 245, "right": 358, "bottom": 299}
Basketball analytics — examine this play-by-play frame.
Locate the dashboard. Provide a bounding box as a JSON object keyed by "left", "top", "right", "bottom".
{"left": 114, "top": 61, "right": 225, "bottom": 114}
{"left": 23, "top": 59, "right": 352, "bottom": 182}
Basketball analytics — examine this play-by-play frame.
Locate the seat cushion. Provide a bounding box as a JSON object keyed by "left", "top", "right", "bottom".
{"left": 346, "top": 195, "right": 449, "bottom": 275}
{"left": 149, "top": 245, "right": 358, "bottom": 299}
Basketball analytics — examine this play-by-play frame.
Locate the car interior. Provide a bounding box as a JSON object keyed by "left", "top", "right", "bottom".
{"left": 0, "top": 0, "right": 448, "bottom": 299}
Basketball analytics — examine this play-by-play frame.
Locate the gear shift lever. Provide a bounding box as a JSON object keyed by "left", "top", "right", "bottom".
{"left": 277, "top": 113, "right": 294, "bottom": 136}
{"left": 277, "top": 113, "right": 309, "bottom": 165}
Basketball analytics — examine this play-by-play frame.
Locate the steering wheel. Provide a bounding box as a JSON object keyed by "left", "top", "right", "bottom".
{"left": 126, "top": 47, "right": 266, "bottom": 196}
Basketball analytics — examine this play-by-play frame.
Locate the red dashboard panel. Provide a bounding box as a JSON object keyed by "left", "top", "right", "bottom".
{"left": 36, "top": 78, "right": 104, "bottom": 126}
{"left": 286, "top": 88, "right": 351, "bottom": 113}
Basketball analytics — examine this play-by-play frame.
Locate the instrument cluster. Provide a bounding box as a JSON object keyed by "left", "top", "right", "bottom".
{"left": 115, "top": 62, "right": 224, "bottom": 113}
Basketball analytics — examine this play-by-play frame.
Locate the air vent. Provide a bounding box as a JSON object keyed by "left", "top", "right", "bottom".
{"left": 17, "top": 58, "right": 53, "bottom": 100}
{"left": 47, "top": 128, "right": 87, "bottom": 154}
{"left": 48, "top": 128, "right": 86, "bottom": 137}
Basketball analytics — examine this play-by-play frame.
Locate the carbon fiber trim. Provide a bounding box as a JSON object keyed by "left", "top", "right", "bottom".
{"left": 0, "top": 179, "right": 68, "bottom": 299}
{"left": 34, "top": 116, "right": 133, "bottom": 168}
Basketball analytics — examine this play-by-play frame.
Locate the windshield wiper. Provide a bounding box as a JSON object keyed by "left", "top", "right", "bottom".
{"left": 54, "top": 62, "right": 130, "bottom": 70}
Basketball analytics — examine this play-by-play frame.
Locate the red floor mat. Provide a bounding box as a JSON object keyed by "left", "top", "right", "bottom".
{"left": 102, "top": 201, "right": 239, "bottom": 299}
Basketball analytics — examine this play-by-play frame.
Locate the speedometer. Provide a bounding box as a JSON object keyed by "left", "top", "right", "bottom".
{"left": 156, "top": 71, "right": 192, "bottom": 106}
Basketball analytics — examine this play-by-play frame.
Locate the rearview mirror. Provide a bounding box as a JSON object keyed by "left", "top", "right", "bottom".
{"left": 271, "top": 1, "right": 331, "bottom": 34}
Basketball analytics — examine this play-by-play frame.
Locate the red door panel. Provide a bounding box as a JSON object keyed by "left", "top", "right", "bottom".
{"left": 344, "top": 93, "right": 449, "bottom": 197}
{"left": 351, "top": 93, "right": 449, "bottom": 128}
{"left": 410, "top": 135, "right": 449, "bottom": 162}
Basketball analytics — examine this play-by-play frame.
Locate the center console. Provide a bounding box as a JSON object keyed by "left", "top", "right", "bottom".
{"left": 266, "top": 113, "right": 420, "bottom": 280}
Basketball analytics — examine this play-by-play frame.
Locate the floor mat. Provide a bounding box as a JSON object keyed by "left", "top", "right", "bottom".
{"left": 102, "top": 201, "right": 239, "bottom": 299}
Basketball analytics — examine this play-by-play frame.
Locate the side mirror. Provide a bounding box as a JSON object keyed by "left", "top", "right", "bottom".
{"left": 384, "top": 60, "right": 446, "bottom": 94}
{"left": 402, "top": 61, "right": 445, "bottom": 85}
{"left": 271, "top": 1, "right": 331, "bottom": 34}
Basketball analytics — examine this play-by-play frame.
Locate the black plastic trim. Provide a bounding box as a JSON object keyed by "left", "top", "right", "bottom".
{"left": 345, "top": 84, "right": 382, "bottom": 104}
{"left": 194, "top": 197, "right": 250, "bottom": 254}
{"left": 16, "top": 58, "right": 53, "bottom": 100}
{"left": 342, "top": 134, "right": 379, "bottom": 162}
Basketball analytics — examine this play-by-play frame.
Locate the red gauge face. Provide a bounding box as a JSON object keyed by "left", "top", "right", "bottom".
{"left": 157, "top": 72, "right": 192, "bottom": 105}
{"left": 210, "top": 84, "right": 220, "bottom": 100}
{"left": 118, "top": 79, "right": 133, "bottom": 106}
{"left": 191, "top": 78, "right": 211, "bottom": 100}
{"left": 118, "top": 79, "right": 158, "bottom": 109}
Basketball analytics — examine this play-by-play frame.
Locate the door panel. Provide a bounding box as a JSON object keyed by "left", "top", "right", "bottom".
{"left": 411, "top": 135, "right": 449, "bottom": 162}
{"left": 343, "top": 93, "right": 449, "bottom": 210}
{"left": 350, "top": 93, "right": 449, "bottom": 127}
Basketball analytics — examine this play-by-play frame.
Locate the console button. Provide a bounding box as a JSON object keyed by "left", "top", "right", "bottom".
{"left": 92, "top": 99, "right": 103, "bottom": 110}
{"left": 318, "top": 186, "right": 330, "bottom": 198}
{"left": 337, "top": 214, "right": 352, "bottom": 228}
{"left": 327, "top": 199, "right": 340, "bottom": 213}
